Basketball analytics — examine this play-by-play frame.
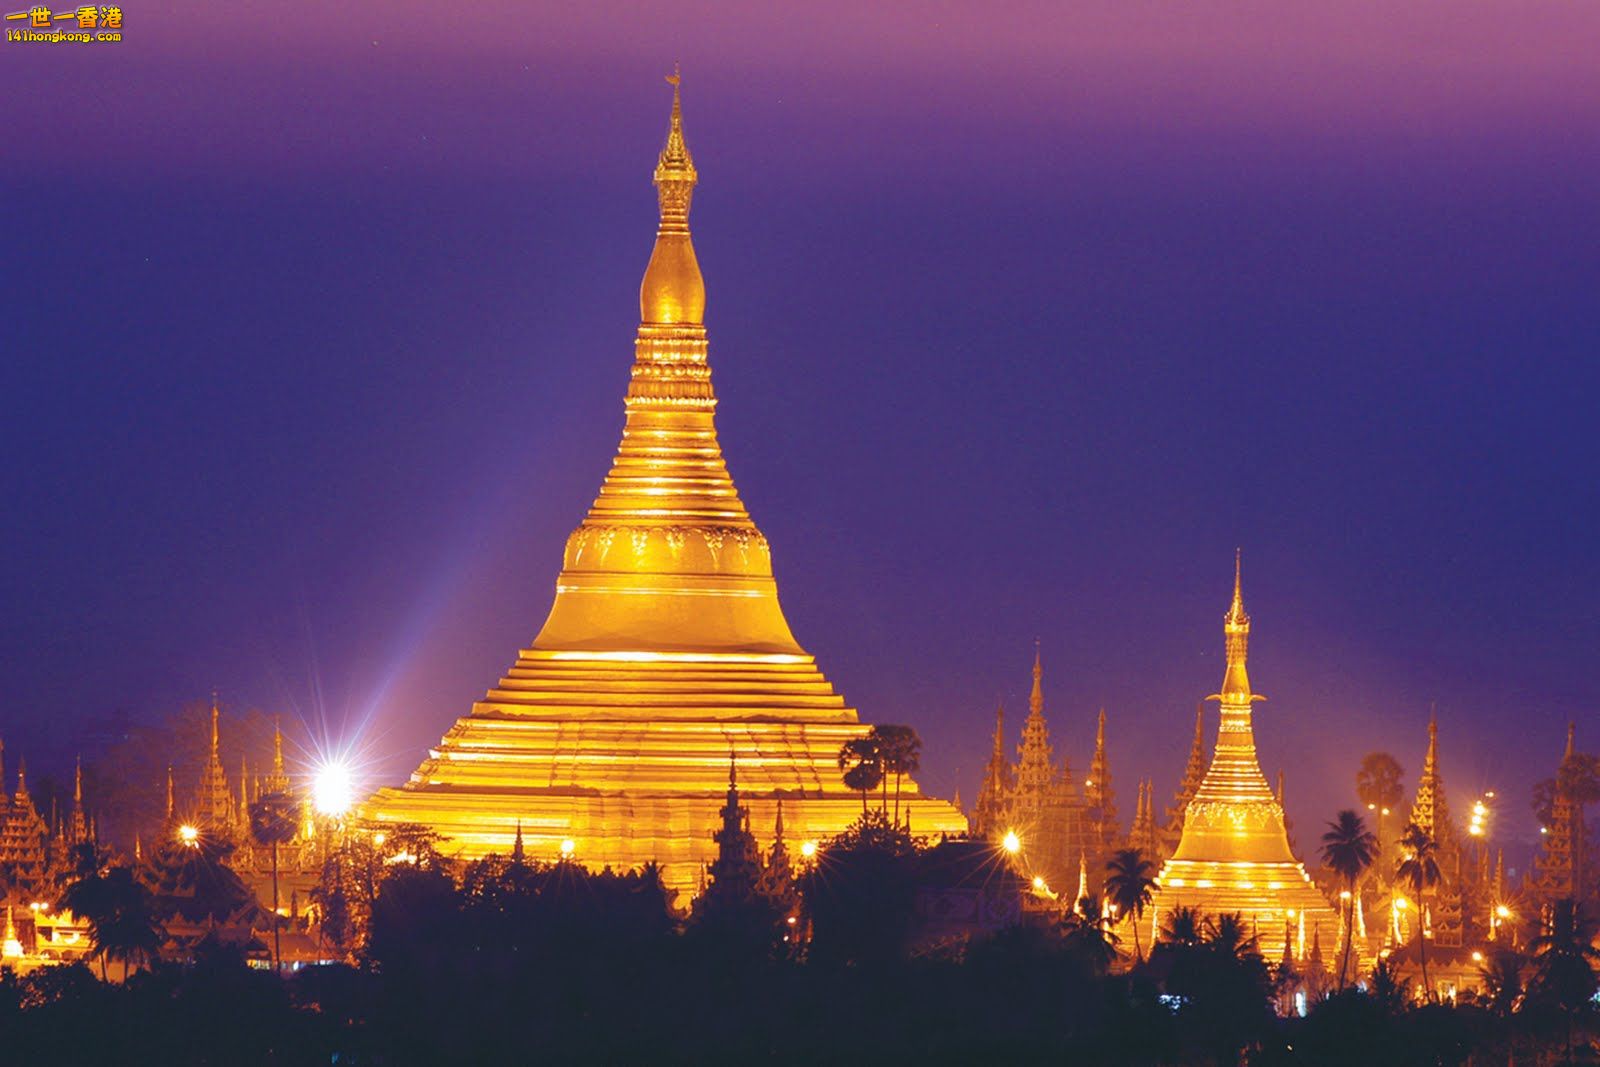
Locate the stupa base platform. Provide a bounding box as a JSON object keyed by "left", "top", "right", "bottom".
{"left": 366, "top": 782, "right": 965, "bottom": 897}
{"left": 1150, "top": 858, "right": 1338, "bottom": 962}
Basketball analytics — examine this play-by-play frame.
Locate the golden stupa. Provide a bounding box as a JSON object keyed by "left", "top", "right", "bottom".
{"left": 1148, "top": 554, "right": 1337, "bottom": 961}
{"left": 366, "top": 76, "right": 965, "bottom": 894}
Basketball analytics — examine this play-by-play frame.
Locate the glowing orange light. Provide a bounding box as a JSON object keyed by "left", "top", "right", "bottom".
{"left": 178, "top": 824, "right": 200, "bottom": 846}
{"left": 312, "top": 760, "right": 355, "bottom": 816}
{"left": 800, "top": 840, "right": 818, "bottom": 859}
{"left": 560, "top": 838, "right": 576, "bottom": 857}
{"left": 1001, "top": 830, "right": 1021, "bottom": 855}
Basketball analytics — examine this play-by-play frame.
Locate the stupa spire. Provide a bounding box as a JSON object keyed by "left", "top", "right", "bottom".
{"left": 1029, "top": 640, "right": 1044, "bottom": 718}
{"left": 973, "top": 702, "right": 1013, "bottom": 837}
{"left": 1217, "top": 549, "right": 1259, "bottom": 704}
{"left": 640, "top": 65, "right": 703, "bottom": 326}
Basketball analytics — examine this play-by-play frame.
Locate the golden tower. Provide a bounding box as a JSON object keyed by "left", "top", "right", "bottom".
{"left": 1149, "top": 553, "right": 1336, "bottom": 960}
{"left": 366, "top": 77, "right": 965, "bottom": 893}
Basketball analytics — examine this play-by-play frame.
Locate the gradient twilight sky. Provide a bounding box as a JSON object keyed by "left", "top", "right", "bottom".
{"left": 4, "top": 3, "right": 1598, "bottom": 860}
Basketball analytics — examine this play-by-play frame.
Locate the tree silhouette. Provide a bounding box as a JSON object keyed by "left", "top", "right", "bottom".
{"left": 1478, "top": 946, "right": 1526, "bottom": 1017}
{"left": 837, "top": 735, "right": 884, "bottom": 815}
{"left": 872, "top": 724, "right": 922, "bottom": 827}
{"left": 1319, "top": 808, "right": 1377, "bottom": 990}
{"left": 60, "top": 863, "right": 161, "bottom": 980}
{"left": 249, "top": 791, "right": 299, "bottom": 973}
{"left": 798, "top": 811, "right": 916, "bottom": 967}
{"left": 1526, "top": 897, "right": 1600, "bottom": 1062}
{"left": 1160, "top": 904, "right": 1204, "bottom": 948}
{"left": 1060, "top": 892, "right": 1121, "bottom": 975}
{"left": 1103, "top": 847, "right": 1158, "bottom": 963}
{"left": 1395, "top": 821, "right": 1441, "bottom": 999}
{"left": 1355, "top": 751, "right": 1404, "bottom": 880}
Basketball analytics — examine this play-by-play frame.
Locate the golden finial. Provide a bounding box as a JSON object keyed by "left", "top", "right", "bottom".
{"left": 1227, "top": 548, "right": 1247, "bottom": 625}
{"left": 273, "top": 715, "right": 286, "bottom": 776}
{"left": 640, "top": 65, "right": 704, "bottom": 325}
{"left": 210, "top": 691, "right": 220, "bottom": 756}
{"left": 74, "top": 755, "right": 82, "bottom": 804}
{"left": 1213, "top": 551, "right": 1261, "bottom": 704}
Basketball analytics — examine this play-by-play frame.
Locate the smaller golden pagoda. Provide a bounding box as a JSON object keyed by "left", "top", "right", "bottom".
{"left": 1149, "top": 554, "right": 1337, "bottom": 962}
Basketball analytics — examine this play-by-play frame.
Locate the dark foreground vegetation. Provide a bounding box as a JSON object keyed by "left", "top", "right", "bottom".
{"left": 5, "top": 822, "right": 1598, "bottom": 1067}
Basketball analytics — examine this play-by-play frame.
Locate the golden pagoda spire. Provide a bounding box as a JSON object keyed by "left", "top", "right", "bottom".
{"left": 210, "top": 694, "right": 220, "bottom": 758}
{"left": 640, "top": 64, "right": 703, "bottom": 326}
{"left": 1215, "top": 549, "right": 1260, "bottom": 705}
{"left": 165, "top": 765, "right": 174, "bottom": 820}
{"left": 274, "top": 718, "right": 286, "bottom": 777}
{"left": 74, "top": 756, "right": 82, "bottom": 805}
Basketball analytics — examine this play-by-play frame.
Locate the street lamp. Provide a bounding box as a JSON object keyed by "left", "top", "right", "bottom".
{"left": 312, "top": 759, "right": 355, "bottom": 817}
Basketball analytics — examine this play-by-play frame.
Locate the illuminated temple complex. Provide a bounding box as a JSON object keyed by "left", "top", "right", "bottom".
{"left": 1148, "top": 556, "right": 1337, "bottom": 960}
{"left": 365, "top": 79, "right": 965, "bottom": 892}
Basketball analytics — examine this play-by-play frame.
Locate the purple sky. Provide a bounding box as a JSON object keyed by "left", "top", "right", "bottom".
{"left": 5, "top": 3, "right": 1598, "bottom": 863}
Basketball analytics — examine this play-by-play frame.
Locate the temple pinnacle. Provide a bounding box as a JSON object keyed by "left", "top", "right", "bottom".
{"left": 640, "top": 65, "right": 703, "bottom": 324}
{"left": 1215, "top": 552, "right": 1260, "bottom": 703}
{"left": 1029, "top": 641, "right": 1044, "bottom": 718}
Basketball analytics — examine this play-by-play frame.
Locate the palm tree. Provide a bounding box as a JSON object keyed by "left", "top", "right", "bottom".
{"left": 1527, "top": 897, "right": 1600, "bottom": 1059}
{"left": 1103, "top": 847, "right": 1158, "bottom": 963}
{"left": 1354, "top": 752, "right": 1404, "bottom": 875}
{"left": 61, "top": 863, "right": 162, "bottom": 980}
{"left": 1478, "top": 946, "right": 1526, "bottom": 1017}
{"left": 1395, "top": 821, "right": 1441, "bottom": 998}
{"left": 1319, "top": 809, "right": 1377, "bottom": 990}
{"left": 1160, "top": 904, "right": 1204, "bottom": 948}
{"left": 249, "top": 790, "right": 300, "bottom": 973}
{"left": 872, "top": 725, "right": 922, "bottom": 827}
{"left": 1205, "top": 911, "right": 1258, "bottom": 962}
{"left": 1061, "top": 892, "right": 1121, "bottom": 975}
{"left": 838, "top": 736, "right": 884, "bottom": 815}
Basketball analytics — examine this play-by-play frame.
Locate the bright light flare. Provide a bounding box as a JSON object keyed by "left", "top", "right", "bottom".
{"left": 178, "top": 824, "right": 200, "bottom": 846}
{"left": 312, "top": 759, "right": 356, "bottom": 816}
{"left": 559, "top": 838, "right": 576, "bottom": 857}
{"left": 1001, "top": 830, "right": 1021, "bottom": 855}
{"left": 800, "top": 840, "right": 818, "bottom": 859}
